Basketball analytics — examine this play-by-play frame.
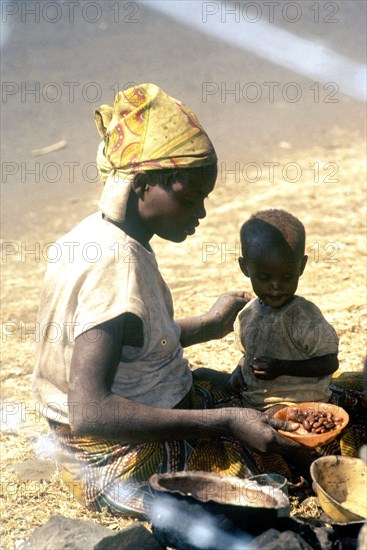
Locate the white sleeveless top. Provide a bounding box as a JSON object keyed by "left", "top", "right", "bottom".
{"left": 33, "top": 213, "right": 193, "bottom": 424}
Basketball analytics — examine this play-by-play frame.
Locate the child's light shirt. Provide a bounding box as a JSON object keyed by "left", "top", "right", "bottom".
{"left": 33, "top": 213, "right": 193, "bottom": 424}
{"left": 237, "top": 296, "right": 339, "bottom": 409}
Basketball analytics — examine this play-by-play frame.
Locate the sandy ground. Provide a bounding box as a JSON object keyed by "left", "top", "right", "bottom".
{"left": 1, "top": 134, "right": 366, "bottom": 548}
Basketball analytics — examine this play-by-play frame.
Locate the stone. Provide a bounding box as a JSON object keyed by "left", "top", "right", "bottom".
{"left": 94, "top": 523, "right": 163, "bottom": 549}
{"left": 249, "top": 528, "right": 282, "bottom": 549}
{"left": 313, "top": 526, "right": 333, "bottom": 550}
{"left": 19, "top": 516, "right": 115, "bottom": 550}
{"left": 249, "top": 528, "right": 313, "bottom": 549}
{"left": 275, "top": 516, "right": 331, "bottom": 549}
{"left": 11, "top": 459, "right": 56, "bottom": 482}
{"left": 19, "top": 515, "right": 164, "bottom": 550}
{"left": 278, "top": 531, "right": 314, "bottom": 550}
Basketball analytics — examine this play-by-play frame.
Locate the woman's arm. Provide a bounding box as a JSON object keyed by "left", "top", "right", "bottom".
{"left": 68, "top": 315, "right": 302, "bottom": 456}
{"left": 177, "top": 291, "right": 253, "bottom": 347}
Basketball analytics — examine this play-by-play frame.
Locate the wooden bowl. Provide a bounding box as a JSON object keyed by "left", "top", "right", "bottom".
{"left": 311, "top": 456, "right": 367, "bottom": 522}
{"left": 273, "top": 402, "right": 349, "bottom": 447}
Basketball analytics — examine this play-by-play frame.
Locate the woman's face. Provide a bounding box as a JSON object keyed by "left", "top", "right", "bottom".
{"left": 138, "top": 166, "right": 217, "bottom": 242}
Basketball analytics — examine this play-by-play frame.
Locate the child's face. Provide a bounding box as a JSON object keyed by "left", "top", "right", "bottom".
{"left": 239, "top": 247, "right": 307, "bottom": 308}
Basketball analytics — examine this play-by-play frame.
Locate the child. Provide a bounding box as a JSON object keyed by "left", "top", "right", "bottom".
{"left": 229, "top": 209, "right": 339, "bottom": 411}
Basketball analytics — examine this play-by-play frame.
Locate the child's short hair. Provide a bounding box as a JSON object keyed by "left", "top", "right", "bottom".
{"left": 240, "top": 209, "right": 306, "bottom": 261}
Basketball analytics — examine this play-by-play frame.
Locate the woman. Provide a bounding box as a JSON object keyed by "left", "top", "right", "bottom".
{"left": 33, "top": 83, "right": 303, "bottom": 516}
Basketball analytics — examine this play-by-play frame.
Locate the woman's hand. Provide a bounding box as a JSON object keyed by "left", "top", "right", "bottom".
{"left": 225, "top": 408, "right": 302, "bottom": 455}
{"left": 204, "top": 291, "right": 254, "bottom": 340}
{"left": 178, "top": 291, "right": 253, "bottom": 347}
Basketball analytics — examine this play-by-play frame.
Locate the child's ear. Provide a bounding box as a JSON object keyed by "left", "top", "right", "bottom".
{"left": 300, "top": 255, "right": 308, "bottom": 276}
{"left": 238, "top": 256, "right": 250, "bottom": 277}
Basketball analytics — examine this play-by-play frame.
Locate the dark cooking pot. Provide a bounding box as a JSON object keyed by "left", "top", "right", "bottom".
{"left": 149, "top": 471, "right": 290, "bottom": 549}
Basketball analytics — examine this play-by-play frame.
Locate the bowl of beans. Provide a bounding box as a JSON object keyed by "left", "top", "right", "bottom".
{"left": 273, "top": 402, "right": 349, "bottom": 447}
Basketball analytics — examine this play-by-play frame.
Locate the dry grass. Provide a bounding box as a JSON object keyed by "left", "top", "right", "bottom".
{"left": 1, "top": 135, "right": 366, "bottom": 548}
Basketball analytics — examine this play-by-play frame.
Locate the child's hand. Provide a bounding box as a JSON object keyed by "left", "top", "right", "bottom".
{"left": 250, "top": 356, "right": 284, "bottom": 380}
{"left": 227, "top": 360, "right": 247, "bottom": 395}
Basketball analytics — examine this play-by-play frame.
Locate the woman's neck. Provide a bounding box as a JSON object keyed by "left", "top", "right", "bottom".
{"left": 102, "top": 214, "right": 153, "bottom": 251}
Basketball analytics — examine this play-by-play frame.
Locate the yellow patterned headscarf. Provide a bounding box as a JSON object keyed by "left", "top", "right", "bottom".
{"left": 94, "top": 83, "right": 217, "bottom": 222}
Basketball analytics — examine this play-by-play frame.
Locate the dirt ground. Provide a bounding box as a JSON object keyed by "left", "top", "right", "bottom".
{"left": 1, "top": 134, "right": 366, "bottom": 548}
